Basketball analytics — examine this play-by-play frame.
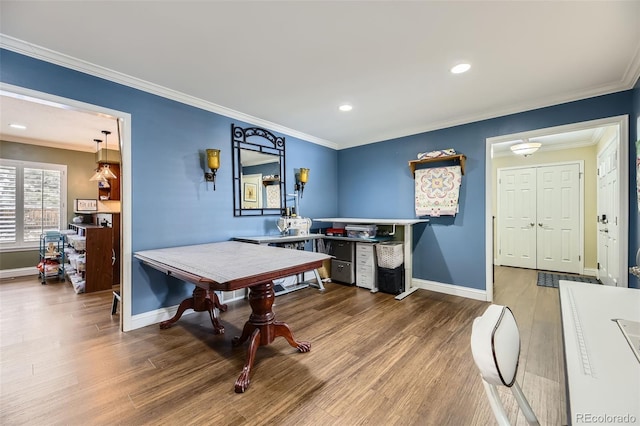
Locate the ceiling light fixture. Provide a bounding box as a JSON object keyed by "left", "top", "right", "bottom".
{"left": 89, "top": 130, "right": 118, "bottom": 182}
{"left": 339, "top": 104, "right": 353, "bottom": 112}
{"left": 89, "top": 138, "right": 108, "bottom": 182}
{"left": 451, "top": 63, "right": 471, "bottom": 74}
{"left": 99, "top": 130, "right": 118, "bottom": 180}
{"left": 9, "top": 123, "right": 27, "bottom": 130}
{"left": 510, "top": 140, "right": 542, "bottom": 157}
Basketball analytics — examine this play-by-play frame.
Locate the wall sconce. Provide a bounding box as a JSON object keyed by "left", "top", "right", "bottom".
{"left": 205, "top": 149, "right": 221, "bottom": 190}
{"left": 295, "top": 167, "right": 309, "bottom": 198}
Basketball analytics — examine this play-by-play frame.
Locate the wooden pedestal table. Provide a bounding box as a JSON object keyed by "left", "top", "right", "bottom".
{"left": 160, "top": 286, "right": 227, "bottom": 334}
{"left": 134, "top": 241, "right": 330, "bottom": 393}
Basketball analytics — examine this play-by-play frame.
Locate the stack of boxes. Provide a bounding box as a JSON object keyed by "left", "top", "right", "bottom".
{"left": 376, "top": 242, "right": 404, "bottom": 295}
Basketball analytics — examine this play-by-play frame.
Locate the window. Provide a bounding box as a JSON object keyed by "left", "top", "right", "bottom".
{"left": 0, "top": 159, "right": 67, "bottom": 250}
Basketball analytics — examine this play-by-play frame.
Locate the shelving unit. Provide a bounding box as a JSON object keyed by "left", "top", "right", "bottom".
{"left": 408, "top": 154, "right": 466, "bottom": 177}
{"left": 314, "top": 218, "right": 428, "bottom": 299}
{"left": 38, "top": 232, "right": 65, "bottom": 284}
{"left": 66, "top": 224, "right": 113, "bottom": 293}
{"left": 261, "top": 177, "right": 280, "bottom": 186}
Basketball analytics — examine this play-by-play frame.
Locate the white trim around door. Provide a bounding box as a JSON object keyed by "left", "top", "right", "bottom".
{"left": 0, "top": 82, "right": 134, "bottom": 332}
{"left": 485, "top": 115, "right": 629, "bottom": 301}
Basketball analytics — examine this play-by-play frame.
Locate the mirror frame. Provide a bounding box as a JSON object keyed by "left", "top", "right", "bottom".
{"left": 232, "top": 124, "right": 286, "bottom": 216}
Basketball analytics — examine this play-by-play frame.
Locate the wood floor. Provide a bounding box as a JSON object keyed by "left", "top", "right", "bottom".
{"left": 0, "top": 266, "right": 566, "bottom": 425}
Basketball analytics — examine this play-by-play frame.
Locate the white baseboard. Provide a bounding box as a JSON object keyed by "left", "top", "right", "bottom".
{"left": 130, "top": 305, "right": 197, "bottom": 330}
{"left": 583, "top": 268, "right": 597, "bottom": 277}
{"left": 411, "top": 278, "right": 489, "bottom": 301}
{"left": 0, "top": 267, "right": 38, "bottom": 279}
{"left": 129, "top": 292, "right": 247, "bottom": 331}
{"left": 128, "top": 279, "right": 488, "bottom": 331}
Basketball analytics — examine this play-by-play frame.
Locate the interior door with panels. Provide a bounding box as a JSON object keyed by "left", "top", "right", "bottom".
{"left": 536, "top": 163, "right": 580, "bottom": 274}
{"left": 497, "top": 168, "right": 537, "bottom": 269}
{"left": 498, "top": 162, "right": 582, "bottom": 274}
{"left": 597, "top": 141, "right": 619, "bottom": 286}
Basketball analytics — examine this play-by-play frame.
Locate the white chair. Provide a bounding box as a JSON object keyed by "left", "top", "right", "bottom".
{"left": 470, "top": 304, "right": 540, "bottom": 426}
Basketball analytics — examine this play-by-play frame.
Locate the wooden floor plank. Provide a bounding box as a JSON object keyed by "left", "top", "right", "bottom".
{"left": 0, "top": 266, "right": 565, "bottom": 425}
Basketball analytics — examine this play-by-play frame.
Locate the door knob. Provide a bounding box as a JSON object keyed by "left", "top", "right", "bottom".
{"left": 538, "top": 223, "right": 543, "bottom": 227}
{"left": 530, "top": 223, "right": 535, "bottom": 227}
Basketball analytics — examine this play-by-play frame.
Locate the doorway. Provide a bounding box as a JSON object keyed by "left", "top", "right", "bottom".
{"left": 497, "top": 162, "right": 582, "bottom": 274}
{"left": 0, "top": 82, "right": 133, "bottom": 331}
{"left": 485, "top": 115, "right": 629, "bottom": 301}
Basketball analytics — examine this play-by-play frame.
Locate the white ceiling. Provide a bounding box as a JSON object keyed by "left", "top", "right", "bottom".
{"left": 0, "top": 1, "right": 639, "bottom": 152}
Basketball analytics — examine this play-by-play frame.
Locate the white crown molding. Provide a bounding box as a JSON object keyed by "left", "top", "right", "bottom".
{"left": 622, "top": 42, "right": 640, "bottom": 89}
{"left": 0, "top": 134, "right": 96, "bottom": 153}
{"left": 340, "top": 67, "right": 640, "bottom": 150}
{"left": 0, "top": 34, "right": 338, "bottom": 150}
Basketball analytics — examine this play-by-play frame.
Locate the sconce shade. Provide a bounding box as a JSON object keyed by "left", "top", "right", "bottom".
{"left": 205, "top": 149, "right": 221, "bottom": 190}
{"left": 207, "top": 149, "right": 221, "bottom": 170}
{"left": 510, "top": 142, "right": 541, "bottom": 156}
{"left": 299, "top": 168, "right": 309, "bottom": 183}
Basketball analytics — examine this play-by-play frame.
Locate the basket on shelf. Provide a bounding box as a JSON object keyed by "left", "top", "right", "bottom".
{"left": 376, "top": 242, "right": 404, "bottom": 269}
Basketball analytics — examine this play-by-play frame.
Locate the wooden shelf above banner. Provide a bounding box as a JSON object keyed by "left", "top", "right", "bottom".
{"left": 408, "top": 154, "right": 466, "bottom": 178}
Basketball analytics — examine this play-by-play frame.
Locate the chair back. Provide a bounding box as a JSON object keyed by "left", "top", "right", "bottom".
{"left": 470, "top": 304, "right": 540, "bottom": 426}
{"left": 471, "top": 304, "right": 520, "bottom": 386}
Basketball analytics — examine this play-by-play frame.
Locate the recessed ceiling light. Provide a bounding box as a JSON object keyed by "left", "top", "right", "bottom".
{"left": 9, "top": 123, "right": 27, "bottom": 130}
{"left": 339, "top": 104, "right": 353, "bottom": 112}
{"left": 451, "top": 63, "right": 471, "bottom": 74}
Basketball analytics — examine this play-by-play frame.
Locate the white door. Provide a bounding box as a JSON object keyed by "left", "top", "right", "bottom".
{"left": 498, "top": 168, "right": 537, "bottom": 269}
{"left": 597, "top": 142, "right": 619, "bottom": 286}
{"left": 536, "top": 164, "right": 581, "bottom": 274}
{"left": 498, "top": 163, "right": 581, "bottom": 273}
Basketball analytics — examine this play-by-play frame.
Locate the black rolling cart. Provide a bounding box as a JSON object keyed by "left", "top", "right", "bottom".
{"left": 38, "top": 232, "right": 65, "bottom": 284}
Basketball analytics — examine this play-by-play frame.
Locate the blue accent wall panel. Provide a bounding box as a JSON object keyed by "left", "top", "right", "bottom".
{"left": 0, "top": 49, "right": 339, "bottom": 313}
{"left": 338, "top": 91, "right": 636, "bottom": 290}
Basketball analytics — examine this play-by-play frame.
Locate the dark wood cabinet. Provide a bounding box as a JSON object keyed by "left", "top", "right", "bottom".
{"left": 68, "top": 224, "right": 113, "bottom": 293}
{"left": 98, "top": 163, "right": 120, "bottom": 201}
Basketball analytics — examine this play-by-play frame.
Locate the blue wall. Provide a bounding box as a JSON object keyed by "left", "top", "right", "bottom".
{"left": 0, "top": 49, "right": 339, "bottom": 313}
{"left": 338, "top": 91, "right": 638, "bottom": 289}
{"left": 1, "top": 47, "right": 637, "bottom": 313}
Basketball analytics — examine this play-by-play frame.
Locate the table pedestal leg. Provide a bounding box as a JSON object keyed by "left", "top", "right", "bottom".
{"left": 159, "top": 287, "right": 227, "bottom": 334}
{"left": 232, "top": 281, "right": 310, "bottom": 393}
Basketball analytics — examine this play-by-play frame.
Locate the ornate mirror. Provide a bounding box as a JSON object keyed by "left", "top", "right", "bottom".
{"left": 232, "top": 124, "right": 285, "bottom": 216}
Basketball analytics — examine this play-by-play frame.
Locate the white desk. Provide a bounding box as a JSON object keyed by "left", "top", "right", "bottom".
{"left": 232, "top": 234, "right": 326, "bottom": 295}
{"left": 314, "top": 218, "right": 428, "bottom": 300}
{"left": 559, "top": 281, "right": 640, "bottom": 425}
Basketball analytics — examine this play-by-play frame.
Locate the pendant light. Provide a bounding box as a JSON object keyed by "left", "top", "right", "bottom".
{"left": 89, "top": 138, "right": 108, "bottom": 182}
{"left": 99, "top": 130, "right": 118, "bottom": 180}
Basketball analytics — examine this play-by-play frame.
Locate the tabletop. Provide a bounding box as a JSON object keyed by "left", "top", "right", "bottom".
{"left": 135, "top": 241, "right": 330, "bottom": 291}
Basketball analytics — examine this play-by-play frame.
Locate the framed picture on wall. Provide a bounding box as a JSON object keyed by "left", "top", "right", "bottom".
{"left": 74, "top": 199, "right": 97, "bottom": 212}
{"left": 243, "top": 183, "right": 257, "bottom": 202}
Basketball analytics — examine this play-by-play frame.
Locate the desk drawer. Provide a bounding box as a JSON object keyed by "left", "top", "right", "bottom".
{"left": 329, "top": 241, "right": 354, "bottom": 262}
